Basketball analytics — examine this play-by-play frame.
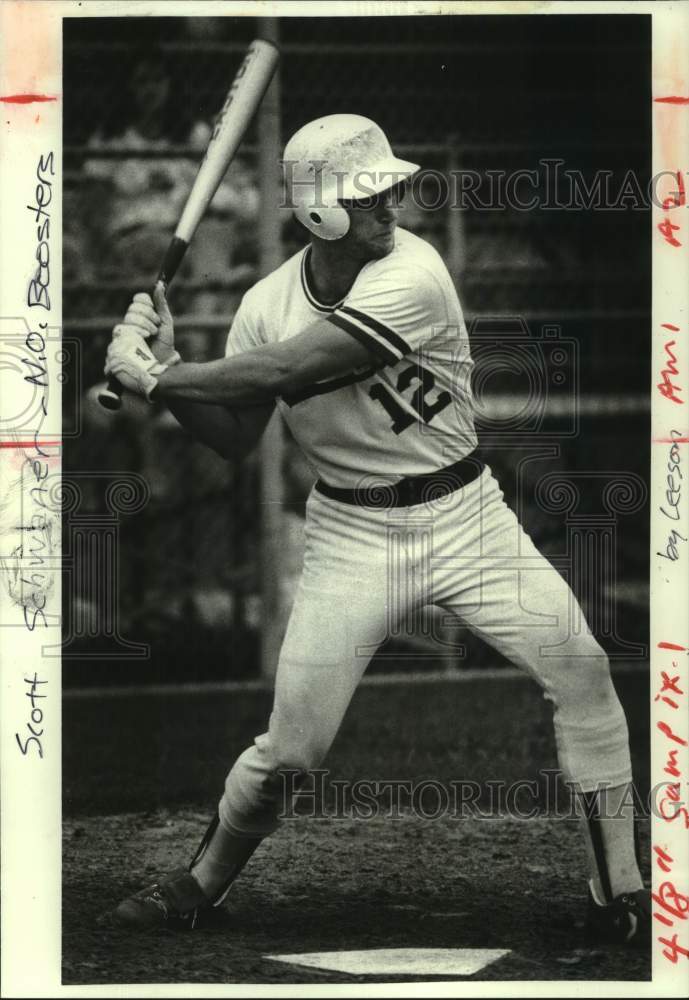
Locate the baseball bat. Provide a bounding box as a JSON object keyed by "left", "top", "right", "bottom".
{"left": 98, "top": 38, "right": 280, "bottom": 411}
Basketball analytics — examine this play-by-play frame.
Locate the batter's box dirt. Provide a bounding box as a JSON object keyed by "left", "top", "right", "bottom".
{"left": 62, "top": 810, "right": 651, "bottom": 984}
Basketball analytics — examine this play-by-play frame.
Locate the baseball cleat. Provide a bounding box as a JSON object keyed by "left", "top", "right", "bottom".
{"left": 586, "top": 887, "right": 651, "bottom": 948}
{"left": 103, "top": 812, "right": 237, "bottom": 931}
{"left": 109, "top": 867, "right": 211, "bottom": 930}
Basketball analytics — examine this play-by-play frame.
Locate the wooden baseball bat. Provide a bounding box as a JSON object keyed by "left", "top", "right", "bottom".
{"left": 98, "top": 38, "right": 280, "bottom": 411}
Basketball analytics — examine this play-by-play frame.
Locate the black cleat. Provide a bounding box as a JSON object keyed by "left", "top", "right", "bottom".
{"left": 586, "top": 887, "right": 651, "bottom": 948}
{"left": 109, "top": 867, "right": 211, "bottom": 930}
{"left": 103, "top": 812, "right": 231, "bottom": 931}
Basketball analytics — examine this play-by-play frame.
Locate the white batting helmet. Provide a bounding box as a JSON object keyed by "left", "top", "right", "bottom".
{"left": 283, "top": 114, "right": 420, "bottom": 240}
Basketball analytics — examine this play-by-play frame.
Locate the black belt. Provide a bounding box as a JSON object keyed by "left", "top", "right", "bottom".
{"left": 314, "top": 453, "right": 485, "bottom": 508}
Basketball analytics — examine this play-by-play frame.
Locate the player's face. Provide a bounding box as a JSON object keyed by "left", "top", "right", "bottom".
{"left": 340, "top": 181, "right": 406, "bottom": 261}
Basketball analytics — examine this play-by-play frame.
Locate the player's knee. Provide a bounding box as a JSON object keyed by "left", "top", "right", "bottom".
{"left": 255, "top": 726, "right": 327, "bottom": 777}
{"left": 569, "top": 634, "right": 614, "bottom": 688}
{"left": 549, "top": 638, "right": 626, "bottom": 724}
{"left": 264, "top": 696, "right": 334, "bottom": 771}
{"left": 222, "top": 737, "right": 320, "bottom": 804}
{"left": 272, "top": 740, "right": 326, "bottom": 776}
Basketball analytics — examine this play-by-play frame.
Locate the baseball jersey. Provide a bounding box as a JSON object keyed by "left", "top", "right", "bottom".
{"left": 225, "top": 227, "right": 477, "bottom": 488}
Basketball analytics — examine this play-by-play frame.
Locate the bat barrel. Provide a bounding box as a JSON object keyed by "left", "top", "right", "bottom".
{"left": 97, "top": 38, "right": 280, "bottom": 412}
{"left": 174, "top": 38, "right": 280, "bottom": 244}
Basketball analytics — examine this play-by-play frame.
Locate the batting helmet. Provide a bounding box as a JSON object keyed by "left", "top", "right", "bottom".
{"left": 283, "top": 114, "right": 420, "bottom": 240}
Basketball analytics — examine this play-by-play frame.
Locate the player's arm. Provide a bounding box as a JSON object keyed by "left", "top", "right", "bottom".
{"left": 154, "top": 322, "right": 375, "bottom": 405}
{"left": 106, "top": 319, "right": 378, "bottom": 407}
{"left": 105, "top": 285, "right": 274, "bottom": 461}
{"left": 149, "top": 258, "right": 444, "bottom": 408}
{"left": 166, "top": 398, "right": 275, "bottom": 462}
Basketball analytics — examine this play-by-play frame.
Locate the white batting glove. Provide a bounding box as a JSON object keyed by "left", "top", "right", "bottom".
{"left": 104, "top": 330, "right": 172, "bottom": 402}
{"left": 114, "top": 282, "right": 179, "bottom": 366}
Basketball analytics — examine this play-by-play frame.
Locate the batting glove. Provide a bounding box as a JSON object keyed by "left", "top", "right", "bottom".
{"left": 116, "top": 282, "right": 179, "bottom": 366}
{"left": 104, "top": 329, "right": 172, "bottom": 402}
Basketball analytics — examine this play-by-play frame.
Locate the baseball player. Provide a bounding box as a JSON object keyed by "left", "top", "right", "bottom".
{"left": 103, "top": 115, "right": 650, "bottom": 945}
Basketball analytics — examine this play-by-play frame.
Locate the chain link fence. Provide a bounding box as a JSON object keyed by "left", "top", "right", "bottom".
{"left": 63, "top": 14, "right": 651, "bottom": 685}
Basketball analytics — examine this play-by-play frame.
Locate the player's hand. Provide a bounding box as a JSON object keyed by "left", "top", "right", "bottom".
{"left": 151, "top": 282, "right": 177, "bottom": 362}
{"left": 114, "top": 283, "right": 179, "bottom": 366}
{"left": 104, "top": 329, "right": 171, "bottom": 402}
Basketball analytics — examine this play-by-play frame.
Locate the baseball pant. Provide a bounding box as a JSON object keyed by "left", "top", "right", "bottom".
{"left": 218, "top": 466, "right": 631, "bottom": 837}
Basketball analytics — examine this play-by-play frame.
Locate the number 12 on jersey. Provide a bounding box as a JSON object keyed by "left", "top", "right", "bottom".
{"left": 369, "top": 362, "right": 452, "bottom": 434}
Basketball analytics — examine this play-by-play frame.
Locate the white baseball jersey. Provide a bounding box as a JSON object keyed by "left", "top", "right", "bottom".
{"left": 225, "top": 228, "right": 477, "bottom": 488}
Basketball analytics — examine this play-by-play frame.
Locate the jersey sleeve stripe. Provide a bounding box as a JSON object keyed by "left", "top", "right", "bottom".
{"left": 327, "top": 313, "right": 400, "bottom": 366}
{"left": 281, "top": 366, "right": 376, "bottom": 406}
{"left": 338, "top": 305, "right": 411, "bottom": 357}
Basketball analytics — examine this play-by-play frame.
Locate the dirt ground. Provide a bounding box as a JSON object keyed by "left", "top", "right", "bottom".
{"left": 63, "top": 810, "right": 651, "bottom": 985}
{"left": 62, "top": 671, "right": 651, "bottom": 985}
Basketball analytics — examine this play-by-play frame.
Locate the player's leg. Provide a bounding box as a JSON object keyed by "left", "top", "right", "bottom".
{"left": 192, "top": 494, "right": 408, "bottom": 897}
{"left": 432, "top": 468, "right": 647, "bottom": 941}
{"left": 111, "top": 494, "right": 404, "bottom": 927}
{"left": 191, "top": 572, "right": 386, "bottom": 898}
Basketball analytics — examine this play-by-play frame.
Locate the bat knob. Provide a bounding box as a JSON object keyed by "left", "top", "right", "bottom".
{"left": 98, "top": 382, "right": 123, "bottom": 411}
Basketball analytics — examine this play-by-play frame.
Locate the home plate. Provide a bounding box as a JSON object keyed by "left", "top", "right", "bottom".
{"left": 264, "top": 948, "right": 511, "bottom": 977}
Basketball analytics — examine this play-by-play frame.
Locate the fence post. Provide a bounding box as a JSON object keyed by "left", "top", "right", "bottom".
{"left": 256, "top": 18, "right": 284, "bottom": 680}
{"left": 445, "top": 134, "right": 465, "bottom": 285}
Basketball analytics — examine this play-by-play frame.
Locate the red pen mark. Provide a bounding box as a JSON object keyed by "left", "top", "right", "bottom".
{"left": 654, "top": 96, "right": 689, "bottom": 105}
{"left": 664, "top": 748, "right": 681, "bottom": 779}
{"left": 0, "top": 441, "right": 61, "bottom": 450}
{"left": 658, "top": 171, "right": 685, "bottom": 247}
{"left": 657, "top": 721, "right": 688, "bottom": 747}
{"left": 658, "top": 780, "right": 689, "bottom": 827}
{"left": 652, "top": 824, "right": 689, "bottom": 963}
{"left": 654, "top": 845, "right": 674, "bottom": 874}
{"left": 654, "top": 671, "right": 683, "bottom": 711}
{"left": 653, "top": 437, "right": 689, "bottom": 444}
{"left": 653, "top": 882, "right": 689, "bottom": 922}
{"left": 655, "top": 667, "right": 684, "bottom": 769}
{"left": 662, "top": 171, "right": 686, "bottom": 211}
{"left": 0, "top": 94, "right": 57, "bottom": 104}
{"left": 658, "top": 642, "right": 687, "bottom": 651}
{"left": 658, "top": 217, "right": 682, "bottom": 247}
{"left": 657, "top": 340, "right": 684, "bottom": 404}
{"left": 659, "top": 671, "right": 683, "bottom": 696}
{"left": 658, "top": 933, "right": 689, "bottom": 963}
{"left": 662, "top": 324, "right": 680, "bottom": 332}
{"left": 656, "top": 653, "right": 689, "bottom": 829}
